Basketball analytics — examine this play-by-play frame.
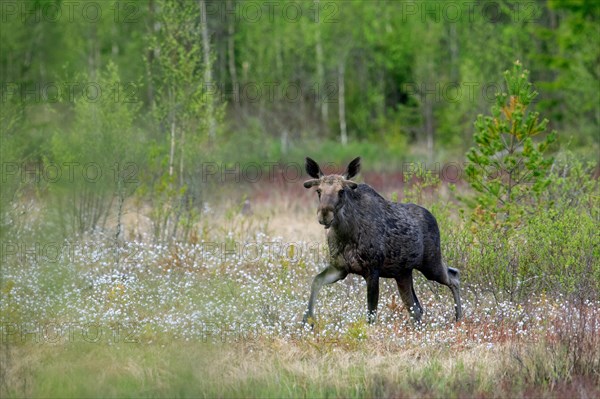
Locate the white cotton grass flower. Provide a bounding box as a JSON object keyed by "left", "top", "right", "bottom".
{"left": 1, "top": 230, "right": 598, "bottom": 349}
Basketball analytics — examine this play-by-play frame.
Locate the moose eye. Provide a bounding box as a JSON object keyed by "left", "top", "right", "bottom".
{"left": 316, "top": 189, "right": 322, "bottom": 197}
{"left": 338, "top": 189, "right": 344, "bottom": 197}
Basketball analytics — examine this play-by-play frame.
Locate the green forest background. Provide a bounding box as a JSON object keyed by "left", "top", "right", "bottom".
{"left": 1, "top": 0, "right": 598, "bottom": 239}
{"left": 2, "top": 0, "right": 598, "bottom": 161}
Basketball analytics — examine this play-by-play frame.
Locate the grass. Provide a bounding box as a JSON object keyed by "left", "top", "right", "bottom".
{"left": 3, "top": 333, "right": 599, "bottom": 398}
{"left": 1, "top": 167, "right": 599, "bottom": 398}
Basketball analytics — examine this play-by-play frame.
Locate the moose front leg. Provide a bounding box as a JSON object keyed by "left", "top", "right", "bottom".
{"left": 366, "top": 271, "right": 380, "bottom": 324}
{"left": 303, "top": 266, "right": 347, "bottom": 326}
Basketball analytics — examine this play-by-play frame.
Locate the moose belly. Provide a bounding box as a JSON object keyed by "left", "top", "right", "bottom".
{"left": 379, "top": 261, "right": 418, "bottom": 277}
{"left": 337, "top": 246, "right": 383, "bottom": 277}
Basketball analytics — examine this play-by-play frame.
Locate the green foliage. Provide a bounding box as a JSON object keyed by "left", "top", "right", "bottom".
{"left": 543, "top": 150, "right": 599, "bottom": 210}
{"left": 402, "top": 164, "right": 442, "bottom": 206}
{"left": 465, "top": 61, "right": 557, "bottom": 225}
{"left": 0, "top": 0, "right": 597, "bottom": 199}
{"left": 344, "top": 320, "right": 368, "bottom": 342}
{"left": 0, "top": 102, "right": 24, "bottom": 239}
{"left": 286, "top": 137, "right": 408, "bottom": 173}
{"left": 451, "top": 208, "right": 598, "bottom": 303}
{"left": 444, "top": 154, "right": 599, "bottom": 302}
{"left": 48, "top": 62, "right": 142, "bottom": 236}
{"left": 51, "top": 62, "right": 141, "bottom": 170}
{"left": 140, "top": 0, "right": 225, "bottom": 242}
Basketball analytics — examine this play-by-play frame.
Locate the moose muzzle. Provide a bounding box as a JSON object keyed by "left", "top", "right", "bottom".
{"left": 318, "top": 207, "right": 334, "bottom": 228}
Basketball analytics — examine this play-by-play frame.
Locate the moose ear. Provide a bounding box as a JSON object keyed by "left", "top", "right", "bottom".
{"left": 344, "top": 157, "right": 361, "bottom": 179}
{"left": 305, "top": 157, "right": 323, "bottom": 179}
{"left": 303, "top": 179, "right": 320, "bottom": 189}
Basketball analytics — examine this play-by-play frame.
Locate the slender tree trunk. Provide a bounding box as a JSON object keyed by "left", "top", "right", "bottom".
{"left": 275, "top": 36, "right": 283, "bottom": 74}
{"left": 315, "top": 1, "right": 328, "bottom": 126}
{"left": 199, "top": 0, "right": 216, "bottom": 139}
{"left": 424, "top": 100, "right": 434, "bottom": 162}
{"left": 378, "top": 69, "right": 386, "bottom": 120}
{"left": 88, "top": 24, "right": 98, "bottom": 79}
{"left": 114, "top": 176, "right": 124, "bottom": 268}
{"left": 281, "top": 129, "right": 288, "bottom": 155}
{"left": 168, "top": 89, "right": 176, "bottom": 178}
{"left": 146, "top": 0, "right": 156, "bottom": 109}
{"left": 179, "top": 126, "right": 185, "bottom": 187}
{"left": 111, "top": 24, "right": 119, "bottom": 56}
{"left": 449, "top": 23, "right": 459, "bottom": 81}
{"left": 218, "top": 31, "right": 226, "bottom": 83}
{"left": 227, "top": 0, "right": 239, "bottom": 110}
{"left": 338, "top": 61, "right": 347, "bottom": 146}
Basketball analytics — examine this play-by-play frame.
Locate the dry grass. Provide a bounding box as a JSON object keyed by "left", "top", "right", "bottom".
{"left": 1, "top": 190, "right": 598, "bottom": 398}
{"left": 3, "top": 329, "right": 598, "bottom": 398}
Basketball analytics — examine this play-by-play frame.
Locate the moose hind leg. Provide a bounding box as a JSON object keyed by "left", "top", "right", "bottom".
{"left": 366, "top": 272, "right": 380, "bottom": 324}
{"left": 395, "top": 271, "right": 423, "bottom": 322}
{"left": 419, "top": 262, "right": 462, "bottom": 321}
{"left": 303, "top": 266, "right": 347, "bottom": 325}
{"left": 447, "top": 267, "right": 463, "bottom": 321}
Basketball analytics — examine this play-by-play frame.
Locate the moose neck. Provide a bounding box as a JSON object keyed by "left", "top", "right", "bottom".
{"left": 331, "top": 188, "right": 363, "bottom": 241}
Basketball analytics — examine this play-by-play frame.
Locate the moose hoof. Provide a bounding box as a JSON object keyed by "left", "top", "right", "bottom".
{"left": 454, "top": 304, "right": 463, "bottom": 322}
{"left": 409, "top": 312, "right": 423, "bottom": 325}
{"left": 367, "top": 312, "right": 377, "bottom": 325}
{"left": 302, "top": 313, "right": 315, "bottom": 328}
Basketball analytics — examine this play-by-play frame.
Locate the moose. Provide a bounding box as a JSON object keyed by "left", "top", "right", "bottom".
{"left": 302, "top": 157, "right": 462, "bottom": 325}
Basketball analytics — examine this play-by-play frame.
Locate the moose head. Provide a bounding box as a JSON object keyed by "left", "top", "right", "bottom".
{"left": 303, "top": 157, "right": 360, "bottom": 229}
